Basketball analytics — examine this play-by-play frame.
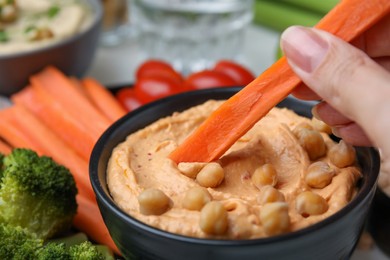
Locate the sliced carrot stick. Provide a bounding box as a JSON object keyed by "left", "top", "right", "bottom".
{"left": 0, "top": 138, "right": 12, "bottom": 155}
{"left": 0, "top": 107, "right": 46, "bottom": 154}
{"left": 82, "top": 78, "right": 127, "bottom": 122}
{"left": 11, "top": 86, "right": 96, "bottom": 161}
{"left": 73, "top": 195, "right": 120, "bottom": 255}
{"left": 30, "top": 66, "right": 112, "bottom": 139}
{"left": 170, "top": 0, "right": 390, "bottom": 163}
{"left": 3, "top": 104, "right": 95, "bottom": 200}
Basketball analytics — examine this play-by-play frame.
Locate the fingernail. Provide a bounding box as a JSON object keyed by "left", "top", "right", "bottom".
{"left": 311, "top": 106, "right": 321, "bottom": 120}
{"left": 281, "top": 26, "right": 329, "bottom": 73}
{"left": 332, "top": 127, "right": 341, "bottom": 137}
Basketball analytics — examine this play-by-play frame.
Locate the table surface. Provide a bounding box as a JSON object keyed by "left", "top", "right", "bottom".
{"left": 86, "top": 24, "right": 389, "bottom": 260}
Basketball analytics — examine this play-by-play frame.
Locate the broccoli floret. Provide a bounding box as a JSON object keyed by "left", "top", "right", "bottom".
{"left": 0, "top": 223, "right": 43, "bottom": 260}
{"left": 37, "top": 243, "right": 71, "bottom": 260}
{"left": 0, "top": 148, "right": 78, "bottom": 239}
{"left": 1, "top": 223, "right": 109, "bottom": 260}
{"left": 69, "top": 241, "right": 106, "bottom": 260}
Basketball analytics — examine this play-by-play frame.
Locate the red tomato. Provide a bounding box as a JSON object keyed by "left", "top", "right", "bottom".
{"left": 134, "top": 74, "right": 183, "bottom": 104}
{"left": 213, "top": 60, "right": 255, "bottom": 86}
{"left": 136, "top": 59, "right": 183, "bottom": 83}
{"left": 116, "top": 88, "right": 143, "bottom": 112}
{"left": 184, "top": 70, "right": 238, "bottom": 90}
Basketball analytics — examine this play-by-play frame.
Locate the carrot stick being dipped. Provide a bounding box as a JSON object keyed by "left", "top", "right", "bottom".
{"left": 170, "top": 0, "right": 390, "bottom": 163}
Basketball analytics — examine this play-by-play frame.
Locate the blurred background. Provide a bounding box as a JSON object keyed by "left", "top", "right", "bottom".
{"left": 88, "top": 0, "right": 338, "bottom": 87}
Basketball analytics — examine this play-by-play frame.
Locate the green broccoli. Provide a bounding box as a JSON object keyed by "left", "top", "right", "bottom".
{"left": 1, "top": 223, "right": 110, "bottom": 260}
{"left": 37, "top": 242, "right": 72, "bottom": 260}
{"left": 69, "top": 241, "right": 107, "bottom": 260}
{"left": 0, "top": 148, "right": 78, "bottom": 239}
{"left": 0, "top": 223, "right": 43, "bottom": 260}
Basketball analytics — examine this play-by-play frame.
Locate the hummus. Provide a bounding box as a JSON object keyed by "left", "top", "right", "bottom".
{"left": 0, "top": 0, "right": 93, "bottom": 55}
{"left": 107, "top": 100, "right": 362, "bottom": 239}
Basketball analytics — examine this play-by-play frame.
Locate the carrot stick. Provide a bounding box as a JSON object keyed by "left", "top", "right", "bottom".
{"left": 170, "top": 0, "right": 390, "bottom": 163}
{"left": 81, "top": 78, "right": 127, "bottom": 122}
{"left": 3, "top": 104, "right": 95, "bottom": 200}
{"left": 11, "top": 86, "right": 96, "bottom": 161}
{"left": 73, "top": 195, "right": 120, "bottom": 255}
{"left": 30, "top": 66, "right": 112, "bottom": 139}
{"left": 0, "top": 138, "right": 12, "bottom": 155}
{"left": 0, "top": 107, "right": 46, "bottom": 154}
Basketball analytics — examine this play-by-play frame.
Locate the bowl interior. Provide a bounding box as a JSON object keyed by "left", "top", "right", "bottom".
{"left": 90, "top": 87, "right": 380, "bottom": 257}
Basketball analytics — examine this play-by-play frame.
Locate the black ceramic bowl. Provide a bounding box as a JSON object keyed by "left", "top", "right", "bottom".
{"left": 90, "top": 88, "right": 380, "bottom": 260}
{"left": 368, "top": 187, "right": 390, "bottom": 257}
{"left": 0, "top": 0, "right": 102, "bottom": 96}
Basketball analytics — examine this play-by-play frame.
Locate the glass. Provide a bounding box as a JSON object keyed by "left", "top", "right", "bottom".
{"left": 132, "top": 0, "right": 254, "bottom": 74}
{"left": 100, "top": 0, "right": 134, "bottom": 46}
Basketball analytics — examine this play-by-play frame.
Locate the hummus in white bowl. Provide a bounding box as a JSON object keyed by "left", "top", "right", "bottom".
{"left": 0, "top": 0, "right": 93, "bottom": 55}
{"left": 107, "top": 100, "right": 362, "bottom": 239}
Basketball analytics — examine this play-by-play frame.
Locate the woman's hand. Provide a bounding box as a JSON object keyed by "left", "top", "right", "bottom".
{"left": 280, "top": 15, "right": 390, "bottom": 176}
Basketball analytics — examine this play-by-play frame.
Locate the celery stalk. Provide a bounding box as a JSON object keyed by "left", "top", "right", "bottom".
{"left": 253, "top": 0, "right": 323, "bottom": 32}
{"left": 278, "top": 0, "right": 339, "bottom": 15}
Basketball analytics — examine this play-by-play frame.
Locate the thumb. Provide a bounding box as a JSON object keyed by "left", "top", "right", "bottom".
{"left": 280, "top": 26, "right": 390, "bottom": 155}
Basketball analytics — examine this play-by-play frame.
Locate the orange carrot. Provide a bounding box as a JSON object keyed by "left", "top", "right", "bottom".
{"left": 170, "top": 0, "right": 390, "bottom": 163}
{"left": 0, "top": 138, "right": 12, "bottom": 154}
{"left": 82, "top": 78, "right": 127, "bottom": 122}
{"left": 73, "top": 195, "right": 120, "bottom": 255}
{"left": 0, "top": 107, "right": 46, "bottom": 154}
{"left": 11, "top": 86, "right": 96, "bottom": 161}
{"left": 30, "top": 66, "right": 112, "bottom": 139}
{"left": 2, "top": 104, "right": 95, "bottom": 200}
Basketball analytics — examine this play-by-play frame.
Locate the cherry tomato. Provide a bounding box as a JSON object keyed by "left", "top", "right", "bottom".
{"left": 184, "top": 70, "right": 237, "bottom": 90}
{"left": 136, "top": 59, "right": 183, "bottom": 83}
{"left": 134, "top": 74, "right": 183, "bottom": 104}
{"left": 116, "top": 88, "right": 143, "bottom": 112}
{"left": 213, "top": 60, "right": 255, "bottom": 86}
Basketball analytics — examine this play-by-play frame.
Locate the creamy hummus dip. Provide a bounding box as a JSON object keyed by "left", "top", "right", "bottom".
{"left": 107, "top": 100, "right": 362, "bottom": 239}
{"left": 0, "top": 0, "right": 93, "bottom": 55}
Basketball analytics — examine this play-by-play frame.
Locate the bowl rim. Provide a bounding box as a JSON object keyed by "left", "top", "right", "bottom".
{"left": 90, "top": 87, "right": 380, "bottom": 246}
{"left": 0, "top": 0, "right": 103, "bottom": 59}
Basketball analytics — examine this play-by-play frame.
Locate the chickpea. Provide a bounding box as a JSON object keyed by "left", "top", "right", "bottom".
{"left": 177, "top": 162, "right": 207, "bottom": 178}
{"left": 260, "top": 202, "right": 290, "bottom": 236}
{"left": 138, "top": 188, "right": 171, "bottom": 216}
{"left": 296, "top": 191, "right": 328, "bottom": 217}
{"left": 305, "top": 161, "right": 335, "bottom": 189}
{"left": 182, "top": 187, "right": 212, "bottom": 211}
{"left": 0, "top": 4, "right": 17, "bottom": 23}
{"left": 293, "top": 122, "right": 313, "bottom": 133}
{"left": 196, "top": 162, "right": 224, "bottom": 188}
{"left": 27, "top": 27, "right": 54, "bottom": 42}
{"left": 311, "top": 117, "right": 332, "bottom": 134}
{"left": 294, "top": 128, "right": 327, "bottom": 160}
{"left": 257, "top": 185, "right": 285, "bottom": 205}
{"left": 251, "top": 164, "right": 277, "bottom": 189}
{"left": 329, "top": 140, "right": 356, "bottom": 168}
{"left": 199, "top": 201, "right": 228, "bottom": 235}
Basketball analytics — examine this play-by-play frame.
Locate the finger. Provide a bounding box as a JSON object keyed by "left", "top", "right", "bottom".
{"left": 374, "top": 57, "right": 390, "bottom": 72}
{"left": 291, "top": 83, "right": 321, "bottom": 100}
{"left": 351, "top": 14, "right": 390, "bottom": 58}
{"left": 312, "top": 102, "right": 352, "bottom": 126}
{"left": 281, "top": 26, "right": 390, "bottom": 154}
{"left": 332, "top": 123, "right": 372, "bottom": 147}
